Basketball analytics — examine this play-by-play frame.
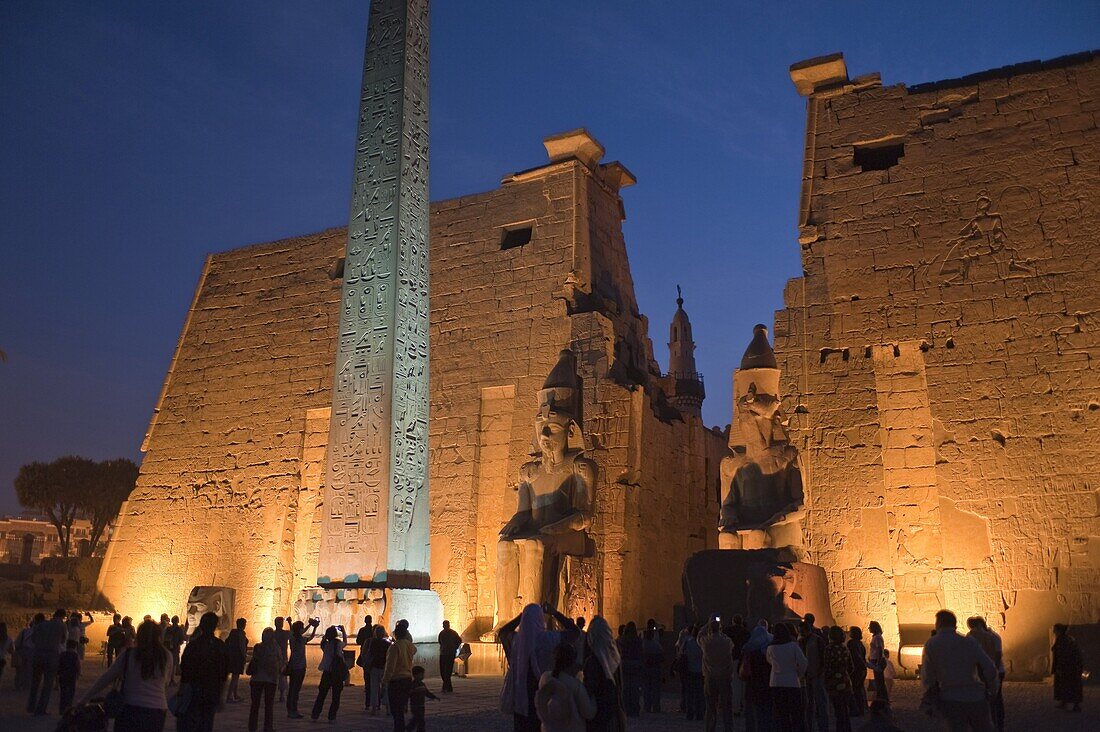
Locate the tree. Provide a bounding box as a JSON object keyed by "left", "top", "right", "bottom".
{"left": 84, "top": 458, "right": 139, "bottom": 557}
{"left": 14, "top": 456, "right": 97, "bottom": 558}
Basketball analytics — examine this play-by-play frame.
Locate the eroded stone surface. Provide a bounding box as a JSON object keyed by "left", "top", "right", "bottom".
{"left": 777, "top": 50, "right": 1100, "bottom": 676}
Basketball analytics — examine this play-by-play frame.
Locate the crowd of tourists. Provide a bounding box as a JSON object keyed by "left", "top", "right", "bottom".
{"left": 0, "top": 604, "right": 1088, "bottom": 730}
{"left": 499, "top": 605, "right": 1088, "bottom": 732}
{"left": 1, "top": 608, "right": 467, "bottom": 732}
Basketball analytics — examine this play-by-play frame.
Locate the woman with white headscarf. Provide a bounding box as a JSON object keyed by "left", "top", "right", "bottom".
{"left": 500, "top": 603, "right": 579, "bottom": 732}
{"left": 581, "top": 616, "right": 626, "bottom": 732}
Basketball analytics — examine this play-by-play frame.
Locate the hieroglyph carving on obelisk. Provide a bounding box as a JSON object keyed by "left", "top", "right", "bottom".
{"left": 319, "top": 0, "right": 430, "bottom": 589}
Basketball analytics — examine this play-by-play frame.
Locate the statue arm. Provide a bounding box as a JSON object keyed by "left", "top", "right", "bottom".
{"left": 500, "top": 481, "right": 534, "bottom": 538}
{"left": 719, "top": 453, "right": 743, "bottom": 531}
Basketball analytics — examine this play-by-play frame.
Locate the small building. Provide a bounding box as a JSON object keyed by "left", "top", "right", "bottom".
{"left": 0, "top": 514, "right": 96, "bottom": 565}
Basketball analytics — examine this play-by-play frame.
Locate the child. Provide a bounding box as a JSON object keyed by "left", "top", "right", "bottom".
{"left": 407, "top": 665, "right": 439, "bottom": 731}
{"left": 882, "top": 648, "right": 896, "bottom": 696}
{"left": 58, "top": 639, "right": 81, "bottom": 714}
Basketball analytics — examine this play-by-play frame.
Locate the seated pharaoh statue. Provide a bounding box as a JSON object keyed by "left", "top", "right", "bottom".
{"left": 719, "top": 324, "right": 805, "bottom": 553}
{"left": 490, "top": 349, "right": 597, "bottom": 637}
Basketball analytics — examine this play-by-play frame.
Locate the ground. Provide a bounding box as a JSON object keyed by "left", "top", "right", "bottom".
{"left": 0, "top": 657, "right": 1096, "bottom": 731}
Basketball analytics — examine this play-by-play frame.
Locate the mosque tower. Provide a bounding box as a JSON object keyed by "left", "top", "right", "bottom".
{"left": 667, "top": 286, "right": 705, "bottom": 416}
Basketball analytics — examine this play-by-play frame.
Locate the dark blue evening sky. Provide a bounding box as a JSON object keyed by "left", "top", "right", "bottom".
{"left": 2, "top": 1, "right": 1097, "bottom": 514}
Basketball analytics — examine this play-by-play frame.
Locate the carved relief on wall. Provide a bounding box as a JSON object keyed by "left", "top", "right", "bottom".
{"left": 318, "top": 0, "right": 431, "bottom": 584}
{"left": 934, "top": 188, "right": 1038, "bottom": 284}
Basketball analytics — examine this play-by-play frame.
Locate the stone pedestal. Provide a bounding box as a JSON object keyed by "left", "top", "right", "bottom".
{"left": 682, "top": 549, "right": 833, "bottom": 627}
{"left": 388, "top": 588, "right": 443, "bottom": 643}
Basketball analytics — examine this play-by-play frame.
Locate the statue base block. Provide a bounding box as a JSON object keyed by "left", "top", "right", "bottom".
{"left": 388, "top": 588, "right": 443, "bottom": 643}
{"left": 682, "top": 548, "right": 833, "bottom": 626}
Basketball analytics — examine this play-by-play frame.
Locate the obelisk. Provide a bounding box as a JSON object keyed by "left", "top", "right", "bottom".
{"left": 318, "top": 0, "right": 439, "bottom": 638}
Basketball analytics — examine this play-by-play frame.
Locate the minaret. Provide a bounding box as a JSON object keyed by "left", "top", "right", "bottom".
{"left": 667, "top": 286, "right": 705, "bottom": 416}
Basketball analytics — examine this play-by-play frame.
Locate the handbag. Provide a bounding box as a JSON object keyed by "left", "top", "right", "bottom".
{"left": 104, "top": 650, "right": 128, "bottom": 718}
{"left": 168, "top": 682, "right": 193, "bottom": 717}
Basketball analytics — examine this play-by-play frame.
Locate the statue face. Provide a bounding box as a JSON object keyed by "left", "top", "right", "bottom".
{"left": 535, "top": 414, "right": 569, "bottom": 456}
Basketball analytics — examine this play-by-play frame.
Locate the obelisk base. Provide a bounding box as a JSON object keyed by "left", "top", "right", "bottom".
{"left": 388, "top": 588, "right": 444, "bottom": 642}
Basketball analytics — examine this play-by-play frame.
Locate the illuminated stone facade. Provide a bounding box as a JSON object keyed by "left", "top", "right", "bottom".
{"left": 97, "top": 130, "right": 726, "bottom": 639}
{"left": 780, "top": 51, "right": 1099, "bottom": 677}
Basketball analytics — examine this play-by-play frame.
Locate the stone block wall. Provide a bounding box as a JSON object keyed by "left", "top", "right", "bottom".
{"left": 98, "top": 136, "right": 724, "bottom": 640}
{"left": 776, "top": 52, "right": 1099, "bottom": 676}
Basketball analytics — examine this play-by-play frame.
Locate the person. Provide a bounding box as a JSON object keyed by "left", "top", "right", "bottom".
{"left": 846, "top": 626, "right": 868, "bottom": 717}
{"left": 159, "top": 614, "right": 171, "bottom": 641}
{"left": 500, "top": 603, "right": 580, "bottom": 732}
{"left": 105, "top": 614, "right": 124, "bottom": 666}
{"left": 921, "top": 609, "right": 998, "bottom": 731}
{"left": 272, "top": 616, "right": 291, "bottom": 703}
{"left": 312, "top": 624, "right": 349, "bottom": 722}
{"left": 800, "top": 614, "right": 828, "bottom": 731}
{"left": 118, "top": 616, "right": 136, "bottom": 649}
{"left": 676, "top": 625, "right": 703, "bottom": 722}
{"left": 536, "top": 641, "right": 595, "bottom": 732}
{"left": 0, "top": 622, "right": 13, "bottom": 686}
{"left": 178, "top": 611, "right": 229, "bottom": 732}
{"left": 616, "top": 622, "right": 642, "bottom": 717}
{"left": 366, "top": 624, "right": 392, "bottom": 714}
{"left": 355, "top": 613, "right": 375, "bottom": 701}
{"left": 1051, "top": 623, "right": 1083, "bottom": 713}
{"left": 456, "top": 642, "right": 473, "bottom": 677}
{"left": 27, "top": 608, "right": 67, "bottom": 715}
{"left": 383, "top": 624, "right": 418, "bottom": 732}
{"left": 164, "top": 616, "right": 186, "bottom": 684}
{"left": 14, "top": 616, "right": 39, "bottom": 691}
{"left": 63, "top": 611, "right": 93, "bottom": 661}
{"left": 866, "top": 621, "right": 888, "bottom": 706}
{"left": 284, "top": 618, "right": 318, "bottom": 719}
{"left": 225, "top": 618, "right": 248, "bottom": 702}
{"left": 438, "top": 619, "right": 462, "bottom": 693}
{"left": 727, "top": 615, "right": 751, "bottom": 717}
{"left": 408, "top": 664, "right": 439, "bottom": 732}
{"left": 767, "top": 623, "right": 807, "bottom": 731}
{"left": 640, "top": 624, "right": 664, "bottom": 714}
{"left": 574, "top": 617, "right": 588, "bottom": 666}
{"left": 966, "top": 617, "right": 1004, "bottom": 730}
{"left": 79, "top": 618, "right": 174, "bottom": 732}
{"left": 740, "top": 622, "right": 773, "bottom": 732}
{"left": 673, "top": 624, "right": 691, "bottom": 714}
{"left": 58, "top": 639, "right": 81, "bottom": 714}
{"left": 699, "top": 619, "right": 734, "bottom": 732}
{"left": 582, "top": 616, "right": 626, "bottom": 732}
{"left": 882, "top": 650, "right": 896, "bottom": 697}
{"left": 247, "top": 627, "right": 282, "bottom": 732}
{"left": 823, "top": 626, "right": 853, "bottom": 732}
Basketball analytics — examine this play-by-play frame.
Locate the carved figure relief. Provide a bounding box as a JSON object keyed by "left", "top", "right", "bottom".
{"left": 491, "top": 349, "right": 597, "bottom": 634}
{"left": 937, "top": 189, "right": 1036, "bottom": 283}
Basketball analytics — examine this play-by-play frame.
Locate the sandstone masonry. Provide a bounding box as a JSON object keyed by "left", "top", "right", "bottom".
{"left": 97, "top": 131, "right": 726, "bottom": 639}
{"left": 779, "top": 51, "right": 1099, "bottom": 677}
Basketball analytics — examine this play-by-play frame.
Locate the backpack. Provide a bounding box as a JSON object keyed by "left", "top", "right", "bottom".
{"left": 330, "top": 650, "right": 349, "bottom": 684}
{"left": 535, "top": 675, "right": 576, "bottom": 726}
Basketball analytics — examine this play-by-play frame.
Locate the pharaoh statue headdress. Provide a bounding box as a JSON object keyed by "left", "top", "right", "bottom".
{"left": 534, "top": 349, "right": 587, "bottom": 452}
